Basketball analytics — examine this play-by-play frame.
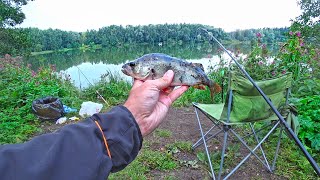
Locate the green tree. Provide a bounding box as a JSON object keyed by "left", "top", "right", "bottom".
{"left": 0, "top": 0, "right": 33, "bottom": 27}
{"left": 292, "top": 0, "right": 320, "bottom": 45}
{"left": 0, "top": 28, "right": 31, "bottom": 55}
{"left": 296, "top": 0, "right": 319, "bottom": 26}
{"left": 0, "top": 0, "right": 33, "bottom": 56}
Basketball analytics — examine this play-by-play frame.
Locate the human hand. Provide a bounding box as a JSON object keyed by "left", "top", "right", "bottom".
{"left": 124, "top": 70, "right": 189, "bottom": 136}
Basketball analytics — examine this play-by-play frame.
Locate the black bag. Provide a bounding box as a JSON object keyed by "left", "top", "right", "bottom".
{"left": 32, "top": 96, "right": 64, "bottom": 121}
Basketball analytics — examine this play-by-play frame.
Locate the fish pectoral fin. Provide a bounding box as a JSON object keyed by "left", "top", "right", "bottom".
{"left": 141, "top": 71, "right": 151, "bottom": 80}
{"left": 193, "top": 84, "right": 206, "bottom": 90}
{"left": 213, "top": 83, "right": 222, "bottom": 93}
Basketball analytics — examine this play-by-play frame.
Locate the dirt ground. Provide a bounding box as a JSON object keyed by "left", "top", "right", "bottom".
{"left": 147, "top": 107, "right": 287, "bottom": 180}
{"left": 39, "top": 106, "right": 290, "bottom": 180}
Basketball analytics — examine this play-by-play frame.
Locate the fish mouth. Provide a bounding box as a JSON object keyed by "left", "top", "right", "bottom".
{"left": 121, "top": 64, "right": 132, "bottom": 76}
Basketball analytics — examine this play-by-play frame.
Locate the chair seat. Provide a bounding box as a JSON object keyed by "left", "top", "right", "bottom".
{"left": 193, "top": 102, "right": 280, "bottom": 125}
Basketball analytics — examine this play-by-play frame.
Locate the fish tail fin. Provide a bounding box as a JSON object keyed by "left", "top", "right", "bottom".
{"left": 209, "top": 80, "right": 222, "bottom": 100}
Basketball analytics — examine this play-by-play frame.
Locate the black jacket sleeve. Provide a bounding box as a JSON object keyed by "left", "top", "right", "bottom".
{"left": 0, "top": 105, "right": 143, "bottom": 180}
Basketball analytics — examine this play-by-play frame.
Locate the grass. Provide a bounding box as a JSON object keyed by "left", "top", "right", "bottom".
{"left": 110, "top": 140, "right": 199, "bottom": 179}
{"left": 109, "top": 159, "right": 149, "bottom": 180}
{"left": 155, "top": 129, "right": 172, "bottom": 138}
{"left": 109, "top": 142, "right": 179, "bottom": 179}
{"left": 81, "top": 70, "right": 131, "bottom": 106}
{"left": 30, "top": 48, "right": 74, "bottom": 56}
{"left": 166, "top": 141, "right": 193, "bottom": 153}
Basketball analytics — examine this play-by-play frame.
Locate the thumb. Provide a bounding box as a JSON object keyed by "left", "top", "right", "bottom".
{"left": 152, "top": 70, "right": 174, "bottom": 90}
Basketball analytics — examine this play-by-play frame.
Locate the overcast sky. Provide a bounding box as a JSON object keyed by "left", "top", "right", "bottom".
{"left": 19, "top": 0, "right": 302, "bottom": 32}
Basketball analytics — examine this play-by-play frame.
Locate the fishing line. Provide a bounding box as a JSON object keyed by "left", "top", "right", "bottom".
{"left": 75, "top": 66, "right": 110, "bottom": 106}
{"left": 78, "top": 67, "right": 82, "bottom": 90}
{"left": 200, "top": 28, "right": 320, "bottom": 175}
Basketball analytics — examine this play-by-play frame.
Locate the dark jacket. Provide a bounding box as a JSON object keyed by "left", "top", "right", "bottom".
{"left": 0, "top": 106, "right": 143, "bottom": 180}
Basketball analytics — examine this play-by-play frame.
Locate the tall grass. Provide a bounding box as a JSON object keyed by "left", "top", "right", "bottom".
{"left": 81, "top": 70, "right": 131, "bottom": 107}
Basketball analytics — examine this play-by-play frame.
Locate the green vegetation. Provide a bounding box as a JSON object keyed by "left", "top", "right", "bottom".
{"left": 0, "top": 27, "right": 31, "bottom": 55}
{"left": 155, "top": 129, "right": 172, "bottom": 138}
{"left": 295, "top": 95, "right": 320, "bottom": 154}
{"left": 0, "top": 0, "right": 33, "bottom": 55}
{"left": 0, "top": 58, "right": 81, "bottom": 144}
{"left": 110, "top": 141, "right": 196, "bottom": 179}
{"left": 109, "top": 159, "right": 149, "bottom": 180}
{"left": 0, "top": 0, "right": 31, "bottom": 27}
{"left": 21, "top": 24, "right": 289, "bottom": 53}
{"left": 228, "top": 28, "right": 288, "bottom": 43}
{"left": 291, "top": 0, "right": 320, "bottom": 46}
{"left": 228, "top": 31, "right": 320, "bottom": 158}
{"left": 82, "top": 71, "right": 131, "bottom": 105}
{"left": 166, "top": 141, "right": 193, "bottom": 153}
{"left": 0, "top": 58, "right": 130, "bottom": 144}
{"left": 0, "top": 23, "right": 289, "bottom": 57}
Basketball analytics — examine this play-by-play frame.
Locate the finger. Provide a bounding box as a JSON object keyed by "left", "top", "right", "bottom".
{"left": 159, "top": 86, "right": 189, "bottom": 107}
{"left": 132, "top": 79, "right": 144, "bottom": 90}
{"left": 168, "top": 85, "right": 189, "bottom": 102}
{"left": 152, "top": 70, "right": 174, "bottom": 90}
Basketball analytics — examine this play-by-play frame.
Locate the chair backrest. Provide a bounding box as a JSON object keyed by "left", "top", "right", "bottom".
{"left": 220, "top": 72, "right": 293, "bottom": 123}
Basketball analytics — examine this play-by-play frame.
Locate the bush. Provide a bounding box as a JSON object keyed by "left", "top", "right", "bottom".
{"left": 0, "top": 59, "right": 81, "bottom": 144}
{"left": 296, "top": 95, "right": 320, "bottom": 155}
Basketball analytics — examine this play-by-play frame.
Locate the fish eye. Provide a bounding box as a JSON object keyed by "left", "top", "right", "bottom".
{"left": 129, "top": 62, "right": 135, "bottom": 66}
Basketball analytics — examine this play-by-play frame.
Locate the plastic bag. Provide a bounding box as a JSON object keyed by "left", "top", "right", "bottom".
{"left": 56, "top": 117, "right": 67, "bottom": 124}
{"left": 79, "top": 101, "right": 103, "bottom": 118}
{"left": 32, "top": 96, "right": 64, "bottom": 121}
{"left": 63, "top": 105, "right": 77, "bottom": 113}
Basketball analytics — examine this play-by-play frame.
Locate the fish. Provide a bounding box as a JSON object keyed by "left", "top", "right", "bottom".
{"left": 121, "top": 53, "right": 222, "bottom": 98}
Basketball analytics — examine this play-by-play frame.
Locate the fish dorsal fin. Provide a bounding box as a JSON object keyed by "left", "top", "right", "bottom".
{"left": 192, "top": 63, "right": 204, "bottom": 71}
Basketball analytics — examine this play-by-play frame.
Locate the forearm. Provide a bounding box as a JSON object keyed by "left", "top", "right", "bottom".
{"left": 0, "top": 106, "right": 143, "bottom": 180}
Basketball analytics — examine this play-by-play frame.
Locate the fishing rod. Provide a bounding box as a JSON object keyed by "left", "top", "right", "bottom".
{"left": 75, "top": 66, "right": 110, "bottom": 106}
{"left": 200, "top": 28, "right": 320, "bottom": 175}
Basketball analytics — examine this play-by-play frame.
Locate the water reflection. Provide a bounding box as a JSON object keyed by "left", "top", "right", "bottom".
{"left": 63, "top": 55, "right": 226, "bottom": 89}
{"left": 24, "top": 43, "right": 275, "bottom": 89}
{"left": 61, "top": 62, "right": 130, "bottom": 89}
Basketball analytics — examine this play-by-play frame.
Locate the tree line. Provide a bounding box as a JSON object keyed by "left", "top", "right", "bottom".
{"left": 23, "top": 24, "right": 229, "bottom": 52}
{"left": 11, "top": 24, "right": 288, "bottom": 54}
{"left": 229, "top": 28, "right": 288, "bottom": 43}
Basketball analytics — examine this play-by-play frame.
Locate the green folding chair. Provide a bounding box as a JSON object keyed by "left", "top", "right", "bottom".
{"left": 192, "top": 71, "right": 299, "bottom": 180}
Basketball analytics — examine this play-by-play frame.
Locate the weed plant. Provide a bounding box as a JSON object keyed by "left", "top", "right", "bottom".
{"left": 0, "top": 59, "right": 81, "bottom": 144}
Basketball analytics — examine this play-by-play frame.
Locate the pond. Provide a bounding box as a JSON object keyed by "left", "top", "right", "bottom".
{"left": 23, "top": 43, "right": 268, "bottom": 89}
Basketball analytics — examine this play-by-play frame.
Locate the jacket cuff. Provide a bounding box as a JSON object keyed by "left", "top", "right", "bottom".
{"left": 91, "top": 105, "right": 143, "bottom": 172}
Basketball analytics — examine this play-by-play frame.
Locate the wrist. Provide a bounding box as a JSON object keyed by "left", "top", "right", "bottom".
{"left": 123, "top": 102, "right": 147, "bottom": 136}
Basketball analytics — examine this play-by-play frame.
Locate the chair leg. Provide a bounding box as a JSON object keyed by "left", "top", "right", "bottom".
{"left": 192, "top": 125, "right": 222, "bottom": 150}
{"left": 224, "top": 121, "right": 281, "bottom": 179}
{"left": 271, "top": 125, "right": 284, "bottom": 171}
{"left": 194, "top": 108, "right": 216, "bottom": 180}
{"left": 229, "top": 129, "right": 269, "bottom": 169}
{"left": 218, "top": 125, "right": 229, "bottom": 180}
{"left": 249, "top": 123, "right": 271, "bottom": 171}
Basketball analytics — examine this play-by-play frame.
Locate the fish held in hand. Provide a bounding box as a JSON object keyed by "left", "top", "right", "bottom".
{"left": 121, "top": 53, "right": 221, "bottom": 98}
